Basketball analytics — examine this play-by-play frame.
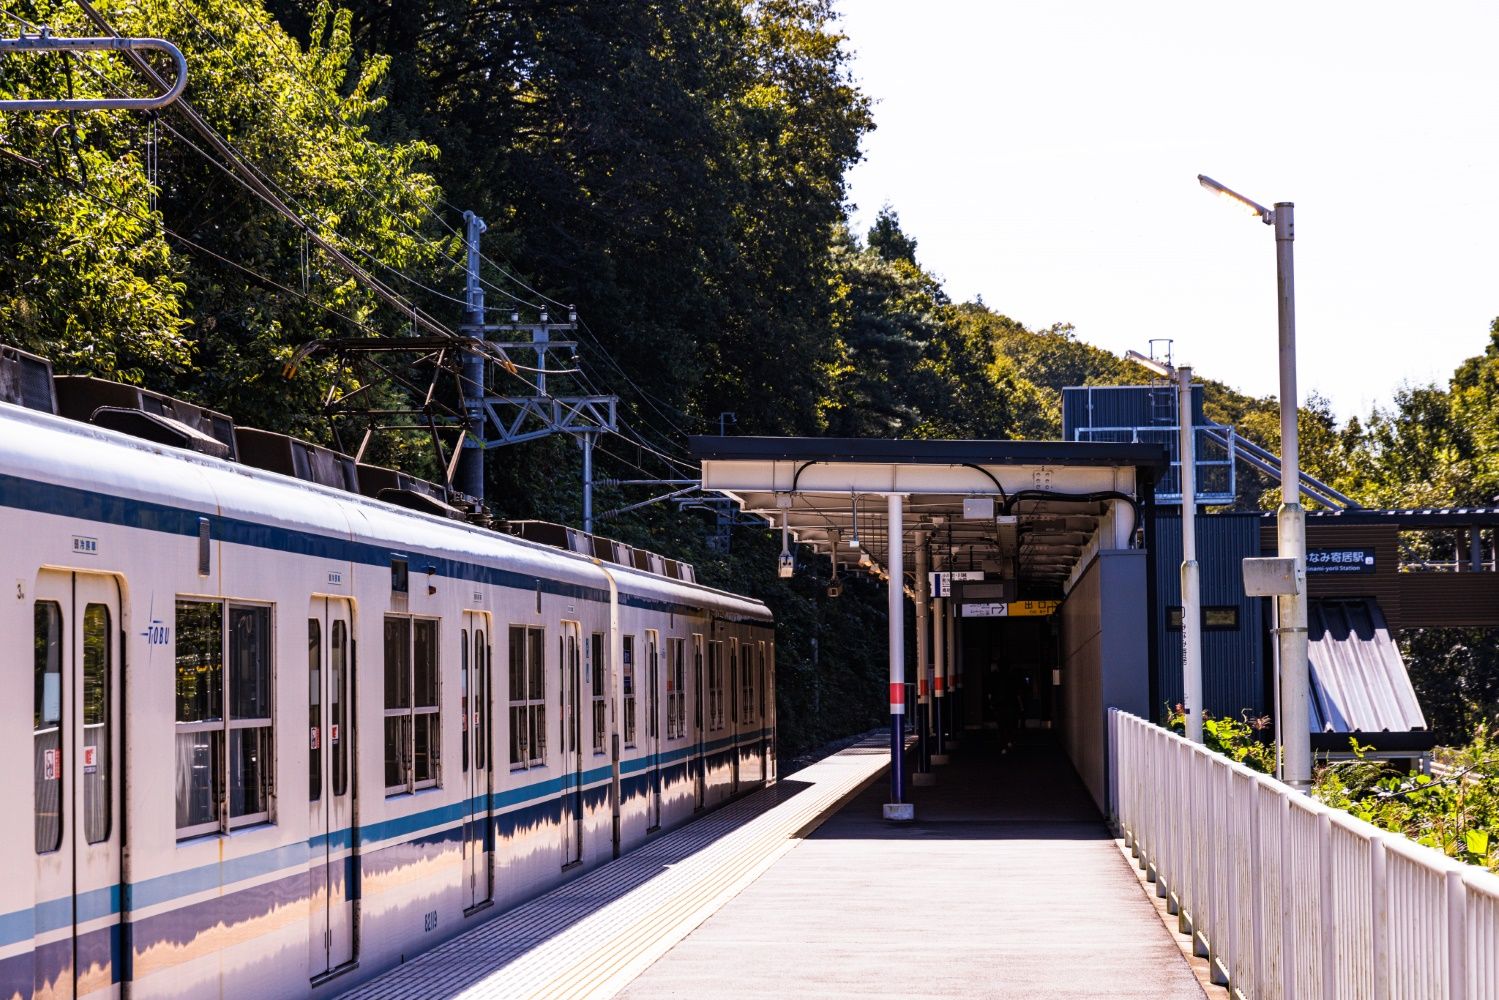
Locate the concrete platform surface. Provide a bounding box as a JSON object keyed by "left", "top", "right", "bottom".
{"left": 337, "top": 739, "right": 889, "bottom": 1000}
{"left": 617, "top": 736, "right": 1207, "bottom": 1000}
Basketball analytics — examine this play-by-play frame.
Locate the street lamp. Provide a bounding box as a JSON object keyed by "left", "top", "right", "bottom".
{"left": 1197, "top": 173, "right": 1310, "bottom": 789}
{"left": 1126, "top": 349, "right": 1203, "bottom": 744}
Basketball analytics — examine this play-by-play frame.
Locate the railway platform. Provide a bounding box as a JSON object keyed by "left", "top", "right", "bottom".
{"left": 344, "top": 734, "right": 1207, "bottom": 1000}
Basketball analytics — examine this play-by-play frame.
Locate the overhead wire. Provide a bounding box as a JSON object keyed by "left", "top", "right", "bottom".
{"left": 185, "top": 0, "right": 712, "bottom": 462}
{"left": 69, "top": 0, "right": 469, "bottom": 349}
{"left": 0, "top": 145, "right": 391, "bottom": 339}
{"left": 26, "top": 15, "right": 562, "bottom": 397}
{"left": 162, "top": 0, "right": 520, "bottom": 312}
{"left": 13, "top": 3, "right": 705, "bottom": 506}
{"left": 205, "top": 0, "right": 546, "bottom": 312}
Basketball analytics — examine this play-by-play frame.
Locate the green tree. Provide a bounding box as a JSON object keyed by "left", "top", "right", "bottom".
{"left": 1, "top": 0, "right": 453, "bottom": 454}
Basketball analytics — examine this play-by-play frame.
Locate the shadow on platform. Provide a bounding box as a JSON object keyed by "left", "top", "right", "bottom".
{"left": 815, "top": 731, "right": 1106, "bottom": 841}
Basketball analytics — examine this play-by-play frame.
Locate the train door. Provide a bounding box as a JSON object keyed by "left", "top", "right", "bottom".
{"left": 461, "top": 613, "right": 494, "bottom": 910}
{"left": 692, "top": 633, "right": 705, "bottom": 811}
{"left": 767, "top": 642, "right": 776, "bottom": 780}
{"left": 560, "top": 621, "right": 583, "bottom": 867}
{"left": 645, "top": 631, "right": 661, "bottom": 831}
{"left": 308, "top": 597, "right": 356, "bottom": 981}
{"left": 729, "top": 639, "right": 740, "bottom": 795}
{"left": 758, "top": 641, "right": 769, "bottom": 780}
{"left": 32, "top": 570, "right": 122, "bottom": 1000}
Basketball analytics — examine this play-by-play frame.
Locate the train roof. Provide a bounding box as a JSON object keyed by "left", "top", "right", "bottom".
{"left": 0, "top": 400, "right": 771, "bottom": 622}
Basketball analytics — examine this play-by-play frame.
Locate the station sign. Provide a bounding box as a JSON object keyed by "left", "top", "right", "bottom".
{"left": 1306, "top": 548, "right": 1375, "bottom": 574}
{"left": 929, "top": 570, "right": 983, "bottom": 597}
{"left": 960, "top": 600, "right": 1060, "bottom": 619}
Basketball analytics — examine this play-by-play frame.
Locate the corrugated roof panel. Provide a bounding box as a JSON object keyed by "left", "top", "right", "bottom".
{"left": 1308, "top": 598, "right": 1428, "bottom": 733}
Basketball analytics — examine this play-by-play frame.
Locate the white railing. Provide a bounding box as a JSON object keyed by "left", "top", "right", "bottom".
{"left": 1109, "top": 709, "right": 1499, "bottom": 1000}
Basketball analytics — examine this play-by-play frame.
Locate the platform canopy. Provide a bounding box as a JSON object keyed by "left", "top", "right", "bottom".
{"left": 691, "top": 436, "right": 1167, "bottom": 596}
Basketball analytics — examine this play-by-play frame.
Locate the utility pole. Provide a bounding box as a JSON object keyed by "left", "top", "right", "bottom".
{"left": 1176, "top": 365, "right": 1202, "bottom": 743}
{"left": 458, "top": 307, "right": 617, "bottom": 534}
{"left": 581, "top": 431, "right": 596, "bottom": 534}
{"left": 1126, "top": 348, "right": 1202, "bottom": 742}
{"left": 1198, "top": 175, "right": 1309, "bottom": 785}
{"left": 1273, "top": 201, "right": 1311, "bottom": 789}
{"left": 458, "top": 211, "right": 487, "bottom": 503}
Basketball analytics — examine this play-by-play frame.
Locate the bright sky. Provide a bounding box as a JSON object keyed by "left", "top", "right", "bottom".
{"left": 836, "top": 0, "right": 1499, "bottom": 422}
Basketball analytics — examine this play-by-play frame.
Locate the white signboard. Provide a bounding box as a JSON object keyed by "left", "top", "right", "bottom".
{"left": 959, "top": 599, "right": 1060, "bottom": 619}
{"left": 929, "top": 571, "right": 984, "bottom": 597}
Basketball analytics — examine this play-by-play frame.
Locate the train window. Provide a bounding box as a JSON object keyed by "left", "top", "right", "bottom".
{"left": 391, "top": 557, "right": 409, "bottom": 594}
{"left": 474, "top": 629, "right": 487, "bottom": 771}
{"left": 174, "top": 600, "right": 275, "bottom": 837}
{"left": 740, "top": 642, "right": 754, "bottom": 726}
{"left": 590, "top": 632, "right": 606, "bottom": 754}
{"left": 228, "top": 607, "right": 274, "bottom": 823}
{"left": 461, "top": 630, "right": 470, "bottom": 774}
{"left": 758, "top": 642, "right": 767, "bottom": 720}
{"left": 309, "top": 619, "right": 322, "bottom": 802}
{"left": 665, "top": 638, "right": 684, "bottom": 739}
{"left": 83, "top": 604, "right": 111, "bottom": 844}
{"left": 331, "top": 620, "right": 349, "bottom": 796}
{"left": 708, "top": 642, "right": 723, "bottom": 731}
{"left": 508, "top": 625, "right": 547, "bottom": 768}
{"left": 693, "top": 636, "right": 705, "bottom": 734}
{"left": 528, "top": 628, "right": 546, "bottom": 764}
{"left": 34, "top": 601, "right": 63, "bottom": 854}
{"left": 622, "top": 636, "right": 636, "bottom": 748}
{"left": 384, "top": 616, "right": 441, "bottom": 795}
{"left": 646, "top": 633, "right": 659, "bottom": 741}
{"left": 175, "top": 601, "right": 223, "bottom": 835}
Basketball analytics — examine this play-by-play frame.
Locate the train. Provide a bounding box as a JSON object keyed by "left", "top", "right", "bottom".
{"left": 0, "top": 347, "right": 775, "bottom": 999}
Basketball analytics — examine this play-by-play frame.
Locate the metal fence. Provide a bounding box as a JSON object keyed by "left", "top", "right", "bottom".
{"left": 1108, "top": 708, "right": 1499, "bottom": 999}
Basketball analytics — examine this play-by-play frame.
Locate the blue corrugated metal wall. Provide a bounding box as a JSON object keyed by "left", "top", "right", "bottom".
{"left": 1153, "top": 512, "right": 1266, "bottom": 719}
{"left": 1061, "top": 384, "right": 1208, "bottom": 437}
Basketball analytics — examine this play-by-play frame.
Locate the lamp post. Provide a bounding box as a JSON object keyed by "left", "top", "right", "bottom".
{"left": 1198, "top": 174, "right": 1310, "bottom": 789}
{"left": 1126, "top": 350, "right": 1202, "bottom": 743}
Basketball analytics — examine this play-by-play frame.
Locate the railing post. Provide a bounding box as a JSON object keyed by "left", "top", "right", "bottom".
{"left": 1448, "top": 867, "right": 1467, "bottom": 1000}
{"left": 1211, "top": 762, "right": 1233, "bottom": 987}
{"left": 1249, "top": 777, "right": 1266, "bottom": 997}
{"left": 1371, "top": 835, "right": 1389, "bottom": 1000}
{"left": 1319, "top": 810, "right": 1336, "bottom": 1000}
{"left": 1280, "top": 793, "right": 1296, "bottom": 1000}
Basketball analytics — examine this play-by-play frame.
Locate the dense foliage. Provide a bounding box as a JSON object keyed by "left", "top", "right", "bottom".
{"left": 1167, "top": 707, "right": 1279, "bottom": 776}
{"left": 1315, "top": 734, "right": 1499, "bottom": 872}
{"left": 3, "top": 1, "right": 1498, "bottom": 757}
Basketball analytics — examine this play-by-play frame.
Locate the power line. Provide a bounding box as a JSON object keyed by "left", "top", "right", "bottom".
{"left": 11, "top": 4, "right": 701, "bottom": 499}
{"left": 72, "top": 0, "right": 461, "bottom": 346}
{"left": 181, "top": 0, "right": 709, "bottom": 448}
{"left": 161, "top": 0, "right": 513, "bottom": 313}
{"left": 206, "top": 0, "right": 547, "bottom": 312}
{"left": 0, "top": 144, "right": 388, "bottom": 339}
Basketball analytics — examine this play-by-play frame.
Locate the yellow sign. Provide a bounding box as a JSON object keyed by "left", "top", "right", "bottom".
{"left": 959, "top": 599, "right": 1061, "bottom": 619}
{"left": 1006, "top": 600, "right": 1060, "bottom": 617}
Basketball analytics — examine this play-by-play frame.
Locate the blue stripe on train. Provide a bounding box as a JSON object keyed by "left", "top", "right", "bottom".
{"left": 0, "top": 473, "right": 771, "bottom": 621}
{"left": 2, "top": 730, "right": 769, "bottom": 947}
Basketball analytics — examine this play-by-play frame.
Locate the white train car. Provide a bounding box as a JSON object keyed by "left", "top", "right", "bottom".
{"left": 0, "top": 395, "right": 775, "bottom": 999}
